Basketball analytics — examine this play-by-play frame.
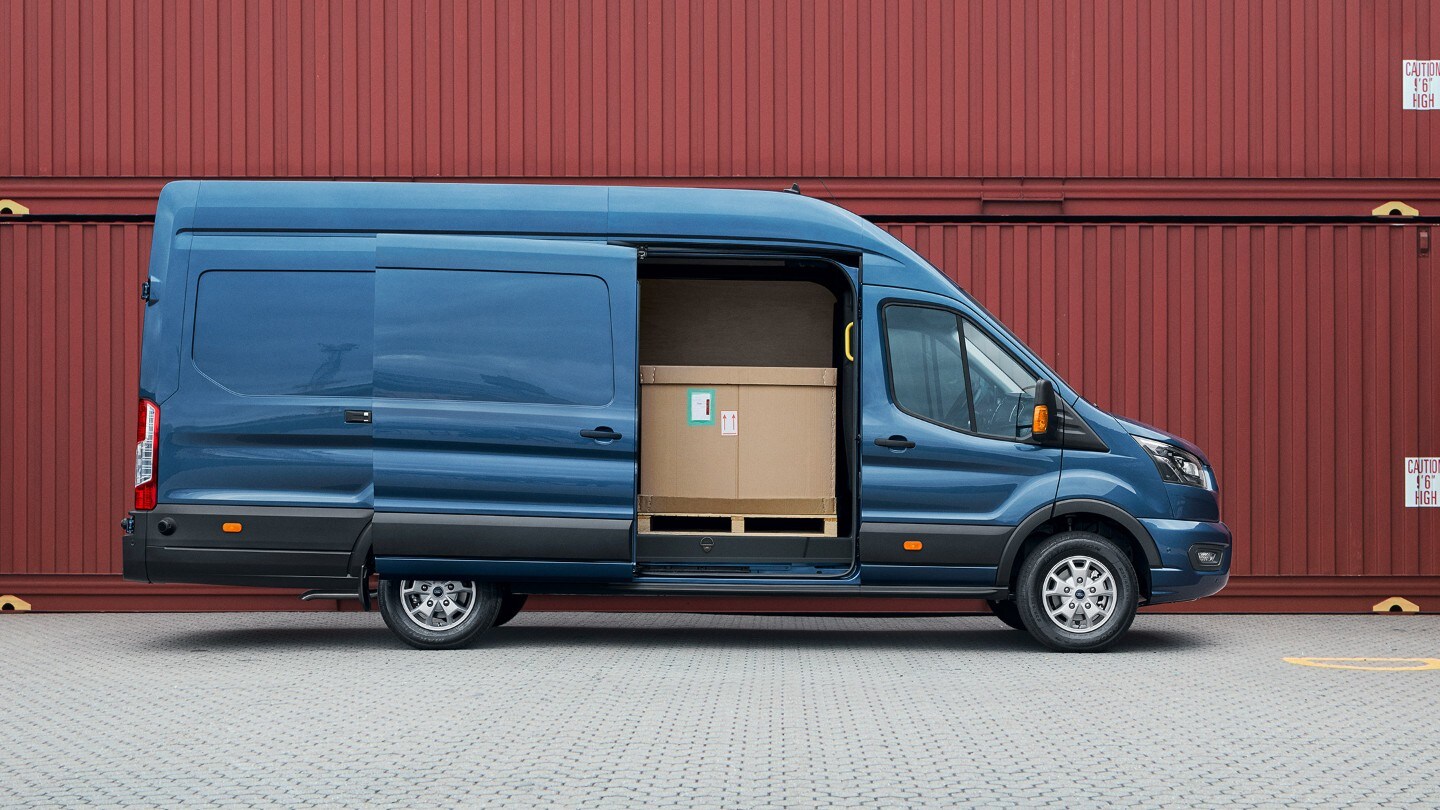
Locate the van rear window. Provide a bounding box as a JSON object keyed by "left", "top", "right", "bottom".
{"left": 192, "top": 270, "right": 374, "bottom": 397}
{"left": 375, "top": 269, "right": 614, "bottom": 405}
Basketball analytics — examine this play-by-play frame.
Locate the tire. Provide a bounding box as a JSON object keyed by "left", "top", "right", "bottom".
{"left": 492, "top": 593, "right": 528, "bottom": 628}
{"left": 985, "top": 599, "right": 1026, "bottom": 631}
{"left": 378, "top": 578, "right": 502, "bottom": 650}
{"left": 1014, "top": 531, "right": 1139, "bottom": 652}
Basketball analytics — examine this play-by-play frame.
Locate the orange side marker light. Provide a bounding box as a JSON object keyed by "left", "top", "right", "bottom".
{"left": 1032, "top": 405, "right": 1050, "bottom": 435}
{"left": 222, "top": 522, "right": 243, "bottom": 533}
{"left": 903, "top": 540, "right": 923, "bottom": 551}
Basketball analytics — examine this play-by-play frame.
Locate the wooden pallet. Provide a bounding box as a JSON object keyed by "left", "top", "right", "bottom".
{"left": 638, "top": 513, "right": 838, "bottom": 537}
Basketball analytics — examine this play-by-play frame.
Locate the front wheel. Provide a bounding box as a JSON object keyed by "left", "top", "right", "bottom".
{"left": 378, "top": 579, "right": 501, "bottom": 650}
{"left": 1014, "top": 532, "right": 1139, "bottom": 652}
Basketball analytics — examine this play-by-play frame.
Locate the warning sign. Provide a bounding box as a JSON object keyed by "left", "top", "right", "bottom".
{"left": 1405, "top": 457, "right": 1440, "bottom": 507}
{"left": 1403, "top": 60, "right": 1440, "bottom": 109}
{"left": 720, "top": 410, "right": 738, "bottom": 436}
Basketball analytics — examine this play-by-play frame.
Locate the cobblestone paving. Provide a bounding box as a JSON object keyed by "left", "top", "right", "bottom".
{"left": 2, "top": 612, "right": 1437, "bottom": 808}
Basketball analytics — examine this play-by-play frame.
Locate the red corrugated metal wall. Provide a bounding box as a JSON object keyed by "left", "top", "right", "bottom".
{"left": 0, "top": 224, "right": 147, "bottom": 577}
{"left": 4, "top": 0, "right": 1440, "bottom": 179}
{"left": 886, "top": 222, "right": 1440, "bottom": 579}
{"left": 3, "top": 218, "right": 1436, "bottom": 609}
{"left": 2, "top": 0, "right": 1438, "bottom": 611}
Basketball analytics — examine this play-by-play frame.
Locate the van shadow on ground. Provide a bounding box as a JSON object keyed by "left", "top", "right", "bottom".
{"left": 145, "top": 616, "right": 1216, "bottom": 655}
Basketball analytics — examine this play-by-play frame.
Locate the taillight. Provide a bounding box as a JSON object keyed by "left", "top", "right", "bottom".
{"left": 134, "top": 399, "right": 159, "bottom": 510}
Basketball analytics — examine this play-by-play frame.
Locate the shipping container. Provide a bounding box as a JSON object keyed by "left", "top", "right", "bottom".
{"left": 4, "top": 0, "right": 1440, "bottom": 181}
{"left": 3, "top": 217, "right": 1436, "bottom": 611}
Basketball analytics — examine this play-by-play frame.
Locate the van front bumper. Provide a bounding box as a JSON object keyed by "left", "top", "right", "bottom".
{"left": 1139, "top": 517, "right": 1232, "bottom": 605}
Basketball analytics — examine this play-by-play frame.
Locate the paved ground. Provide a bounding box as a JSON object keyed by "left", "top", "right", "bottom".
{"left": 2, "top": 612, "right": 1437, "bottom": 808}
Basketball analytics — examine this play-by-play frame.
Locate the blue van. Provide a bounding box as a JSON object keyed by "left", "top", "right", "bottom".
{"left": 121, "top": 181, "right": 1230, "bottom": 652}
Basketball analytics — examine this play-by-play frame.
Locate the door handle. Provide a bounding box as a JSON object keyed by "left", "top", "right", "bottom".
{"left": 344, "top": 409, "right": 372, "bottom": 424}
{"left": 874, "top": 435, "right": 915, "bottom": 449}
{"left": 581, "top": 427, "right": 622, "bottom": 441}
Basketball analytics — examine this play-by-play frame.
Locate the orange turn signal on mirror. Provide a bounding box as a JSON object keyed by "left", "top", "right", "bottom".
{"left": 222, "top": 522, "right": 242, "bottom": 533}
{"left": 1032, "top": 404, "right": 1050, "bottom": 435}
{"left": 903, "top": 540, "right": 923, "bottom": 551}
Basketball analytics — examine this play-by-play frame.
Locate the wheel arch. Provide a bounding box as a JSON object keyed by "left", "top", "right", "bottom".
{"left": 997, "top": 499, "right": 1161, "bottom": 598}
{"left": 347, "top": 521, "right": 375, "bottom": 577}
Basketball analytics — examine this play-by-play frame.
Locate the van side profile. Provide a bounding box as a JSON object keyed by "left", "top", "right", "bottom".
{"left": 121, "top": 181, "right": 1230, "bottom": 651}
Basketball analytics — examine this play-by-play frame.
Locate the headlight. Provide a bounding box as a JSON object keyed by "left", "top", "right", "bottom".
{"left": 1134, "top": 436, "right": 1211, "bottom": 489}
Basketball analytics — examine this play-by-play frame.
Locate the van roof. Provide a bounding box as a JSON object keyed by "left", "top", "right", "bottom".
{"left": 170, "top": 180, "right": 928, "bottom": 265}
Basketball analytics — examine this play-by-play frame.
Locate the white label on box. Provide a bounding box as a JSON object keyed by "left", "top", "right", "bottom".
{"left": 1403, "top": 60, "right": 1440, "bottom": 109}
{"left": 689, "top": 390, "right": 713, "bottom": 423}
{"left": 720, "top": 410, "right": 738, "bottom": 436}
{"left": 1405, "top": 457, "right": 1440, "bottom": 506}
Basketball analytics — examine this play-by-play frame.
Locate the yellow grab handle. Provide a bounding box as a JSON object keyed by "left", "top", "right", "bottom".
{"left": 844, "top": 321, "right": 855, "bottom": 362}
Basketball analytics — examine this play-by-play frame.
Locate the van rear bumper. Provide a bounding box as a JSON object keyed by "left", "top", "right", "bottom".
{"left": 121, "top": 513, "right": 149, "bottom": 583}
{"left": 1139, "top": 517, "right": 1232, "bottom": 605}
{"left": 121, "top": 506, "right": 365, "bottom": 590}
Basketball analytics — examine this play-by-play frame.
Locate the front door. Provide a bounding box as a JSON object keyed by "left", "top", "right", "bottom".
{"left": 858, "top": 285, "right": 1062, "bottom": 583}
{"left": 370, "top": 235, "right": 638, "bottom": 571}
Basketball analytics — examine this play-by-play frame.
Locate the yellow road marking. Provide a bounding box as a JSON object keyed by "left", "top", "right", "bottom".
{"left": 1284, "top": 657, "right": 1440, "bottom": 672}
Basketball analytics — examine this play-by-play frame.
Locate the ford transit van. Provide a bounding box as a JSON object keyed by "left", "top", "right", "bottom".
{"left": 121, "top": 181, "right": 1230, "bottom": 651}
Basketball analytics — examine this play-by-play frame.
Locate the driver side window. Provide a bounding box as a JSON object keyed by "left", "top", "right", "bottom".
{"left": 885, "top": 304, "right": 1041, "bottom": 441}
{"left": 885, "top": 306, "right": 971, "bottom": 431}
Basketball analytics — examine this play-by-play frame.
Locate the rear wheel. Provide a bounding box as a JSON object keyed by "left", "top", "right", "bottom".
{"left": 492, "top": 593, "right": 528, "bottom": 627}
{"left": 378, "top": 579, "right": 501, "bottom": 649}
{"left": 1014, "top": 531, "right": 1139, "bottom": 652}
{"left": 985, "top": 599, "right": 1026, "bottom": 631}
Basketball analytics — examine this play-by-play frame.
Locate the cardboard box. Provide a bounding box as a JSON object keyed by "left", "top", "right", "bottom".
{"left": 639, "top": 365, "right": 836, "bottom": 516}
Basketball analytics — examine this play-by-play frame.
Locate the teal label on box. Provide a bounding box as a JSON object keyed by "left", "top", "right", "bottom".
{"left": 687, "top": 388, "right": 716, "bottom": 425}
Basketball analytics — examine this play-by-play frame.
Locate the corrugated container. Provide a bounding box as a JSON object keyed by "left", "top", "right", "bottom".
{"left": 3, "top": 0, "right": 1438, "bottom": 180}
{"left": 3, "top": 218, "right": 1436, "bottom": 611}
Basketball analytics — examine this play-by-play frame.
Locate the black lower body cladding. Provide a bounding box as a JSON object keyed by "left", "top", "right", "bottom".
{"left": 126, "top": 504, "right": 368, "bottom": 589}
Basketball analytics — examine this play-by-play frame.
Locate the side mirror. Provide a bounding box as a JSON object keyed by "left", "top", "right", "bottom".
{"left": 1031, "top": 380, "right": 1058, "bottom": 444}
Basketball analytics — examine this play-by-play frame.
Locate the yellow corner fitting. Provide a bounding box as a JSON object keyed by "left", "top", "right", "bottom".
{"left": 0, "top": 199, "right": 30, "bottom": 217}
{"left": 1373, "top": 596, "right": 1420, "bottom": 614}
{"left": 0, "top": 595, "right": 32, "bottom": 612}
{"left": 1372, "top": 201, "right": 1419, "bottom": 218}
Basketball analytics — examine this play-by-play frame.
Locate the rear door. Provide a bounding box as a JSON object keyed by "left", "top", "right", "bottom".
{"left": 149, "top": 234, "right": 375, "bottom": 585}
{"left": 371, "top": 235, "right": 638, "bottom": 569}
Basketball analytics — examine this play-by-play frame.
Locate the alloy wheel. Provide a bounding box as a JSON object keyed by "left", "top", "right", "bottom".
{"left": 1041, "top": 556, "right": 1117, "bottom": 633}
{"left": 398, "top": 580, "right": 479, "bottom": 631}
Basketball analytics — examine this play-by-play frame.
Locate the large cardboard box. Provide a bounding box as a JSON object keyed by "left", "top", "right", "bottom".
{"left": 639, "top": 365, "right": 837, "bottom": 516}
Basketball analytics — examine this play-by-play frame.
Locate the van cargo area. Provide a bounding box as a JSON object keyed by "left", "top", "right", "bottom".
{"left": 634, "top": 260, "right": 858, "bottom": 575}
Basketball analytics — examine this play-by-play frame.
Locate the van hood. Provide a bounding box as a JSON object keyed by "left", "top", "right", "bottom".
{"left": 1112, "top": 415, "right": 1212, "bottom": 468}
